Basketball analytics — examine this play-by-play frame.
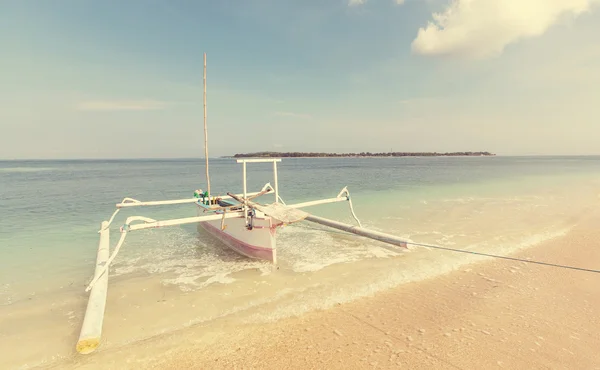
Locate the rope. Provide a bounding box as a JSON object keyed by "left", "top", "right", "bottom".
{"left": 404, "top": 240, "right": 600, "bottom": 274}
{"left": 296, "top": 222, "right": 600, "bottom": 275}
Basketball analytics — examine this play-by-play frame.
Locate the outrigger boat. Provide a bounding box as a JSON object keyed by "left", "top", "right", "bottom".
{"left": 76, "top": 53, "right": 409, "bottom": 355}
{"left": 193, "top": 158, "right": 363, "bottom": 265}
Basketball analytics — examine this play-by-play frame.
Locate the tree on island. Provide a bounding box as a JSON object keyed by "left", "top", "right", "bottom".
{"left": 231, "top": 151, "right": 495, "bottom": 158}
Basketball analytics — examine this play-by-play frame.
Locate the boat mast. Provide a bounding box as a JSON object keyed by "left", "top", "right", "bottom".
{"left": 203, "top": 52, "right": 211, "bottom": 202}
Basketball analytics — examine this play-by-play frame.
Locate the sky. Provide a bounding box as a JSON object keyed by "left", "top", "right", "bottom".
{"left": 1, "top": 0, "right": 599, "bottom": 159}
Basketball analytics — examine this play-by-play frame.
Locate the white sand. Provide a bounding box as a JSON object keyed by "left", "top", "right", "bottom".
{"left": 48, "top": 209, "right": 600, "bottom": 369}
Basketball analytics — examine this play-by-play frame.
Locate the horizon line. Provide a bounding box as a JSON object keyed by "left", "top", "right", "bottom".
{"left": 3, "top": 153, "right": 600, "bottom": 161}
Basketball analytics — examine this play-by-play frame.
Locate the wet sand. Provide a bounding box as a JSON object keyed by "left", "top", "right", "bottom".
{"left": 50, "top": 209, "right": 600, "bottom": 370}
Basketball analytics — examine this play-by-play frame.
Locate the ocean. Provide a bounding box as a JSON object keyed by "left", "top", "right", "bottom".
{"left": 1, "top": 156, "right": 599, "bottom": 368}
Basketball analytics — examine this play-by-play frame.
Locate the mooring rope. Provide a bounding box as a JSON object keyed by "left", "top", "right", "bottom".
{"left": 296, "top": 222, "right": 600, "bottom": 275}
{"left": 405, "top": 240, "right": 600, "bottom": 274}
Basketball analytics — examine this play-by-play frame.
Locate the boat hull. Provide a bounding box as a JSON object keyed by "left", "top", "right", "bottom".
{"left": 197, "top": 210, "right": 277, "bottom": 263}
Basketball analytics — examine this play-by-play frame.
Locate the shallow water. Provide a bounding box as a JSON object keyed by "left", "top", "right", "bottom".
{"left": 1, "top": 156, "right": 599, "bottom": 368}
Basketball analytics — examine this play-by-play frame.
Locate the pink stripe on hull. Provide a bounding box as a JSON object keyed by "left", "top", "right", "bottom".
{"left": 200, "top": 221, "right": 275, "bottom": 262}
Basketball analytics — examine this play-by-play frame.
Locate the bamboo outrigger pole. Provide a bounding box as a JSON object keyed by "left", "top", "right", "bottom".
{"left": 304, "top": 215, "right": 408, "bottom": 250}
{"left": 204, "top": 52, "right": 211, "bottom": 201}
{"left": 76, "top": 221, "right": 110, "bottom": 354}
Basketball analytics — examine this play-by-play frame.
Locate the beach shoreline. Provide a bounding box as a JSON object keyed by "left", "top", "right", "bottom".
{"left": 52, "top": 206, "right": 600, "bottom": 370}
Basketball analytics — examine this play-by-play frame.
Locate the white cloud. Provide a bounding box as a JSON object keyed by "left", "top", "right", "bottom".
{"left": 348, "top": 0, "right": 366, "bottom": 6}
{"left": 395, "top": 0, "right": 405, "bottom": 4}
{"left": 273, "top": 111, "right": 312, "bottom": 119}
{"left": 412, "top": 0, "right": 600, "bottom": 59}
{"left": 76, "top": 100, "right": 169, "bottom": 111}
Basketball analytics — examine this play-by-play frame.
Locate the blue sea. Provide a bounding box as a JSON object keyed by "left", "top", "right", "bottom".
{"left": 1, "top": 156, "right": 599, "bottom": 368}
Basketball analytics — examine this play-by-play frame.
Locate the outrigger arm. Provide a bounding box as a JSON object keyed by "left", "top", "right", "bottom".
{"left": 76, "top": 184, "right": 406, "bottom": 355}
{"left": 287, "top": 187, "right": 362, "bottom": 227}
{"left": 76, "top": 210, "right": 246, "bottom": 354}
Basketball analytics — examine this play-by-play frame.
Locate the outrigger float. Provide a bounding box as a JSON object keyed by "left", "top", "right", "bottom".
{"left": 76, "top": 53, "right": 410, "bottom": 354}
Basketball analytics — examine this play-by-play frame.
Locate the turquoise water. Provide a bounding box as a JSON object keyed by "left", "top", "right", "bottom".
{"left": 1, "top": 156, "right": 599, "bottom": 368}
{"left": 1, "top": 156, "right": 599, "bottom": 302}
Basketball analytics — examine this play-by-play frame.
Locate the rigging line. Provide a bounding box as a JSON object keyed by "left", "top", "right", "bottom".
{"left": 404, "top": 241, "right": 600, "bottom": 274}
{"left": 291, "top": 223, "right": 600, "bottom": 275}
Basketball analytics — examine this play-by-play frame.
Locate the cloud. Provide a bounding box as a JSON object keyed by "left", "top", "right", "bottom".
{"left": 348, "top": 0, "right": 366, "bottom": 6}
{"left": 76, "top": 100, "right": 169, "bottom": 111}
{"left": 411, "top": 0, "right": 600, "bottom": 59}
{"left": 273, "top": 111, "right": 312, "bottom": 119}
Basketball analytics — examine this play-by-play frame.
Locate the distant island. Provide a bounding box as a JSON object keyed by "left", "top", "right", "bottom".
{"left": 230, "top": 151, "right": 495, "bottom": 158}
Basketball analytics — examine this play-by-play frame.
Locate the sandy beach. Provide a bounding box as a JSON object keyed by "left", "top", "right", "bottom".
{"left": 55, "top": 204, "right": 600, "bottom": 370}
{"left": 5, "top": 1, "right": 600, "bottom": 368}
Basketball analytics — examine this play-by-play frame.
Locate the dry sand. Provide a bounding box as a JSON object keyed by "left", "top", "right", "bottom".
{"left": 58, "top": 210, "right": 600, "bottom": 370}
